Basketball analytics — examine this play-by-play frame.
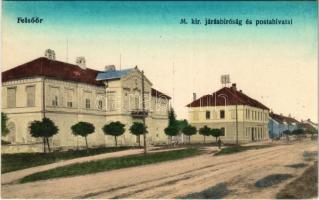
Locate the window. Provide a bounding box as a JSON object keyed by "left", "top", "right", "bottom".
{"left": 66, "top": 89, "right": 74, "bottom": 108}
{"left": 220, "top": 110, "right": 225, "bottom": 119}
{"left": 134, "top": 95, "right": 140, "bottom": 110}
{"left": 52, "top": 96, "right": 58, "bottom": 107}
{"left": 67, "top": 102, "right": 73, "bottom": 108}
{"left": 50, "top": 87, "right": 59, "bottom": 107}
{"left": 220, "top": 127, "right": 225, "bottom": 136}
{"left": 85, "top": 99, "right": 90, "bottom": 109}
{"left": 206, "top": 111, "right": 210, "bottom": 119}
{"left": 7, "top": 87, "right": 16, "bottom": 108}
{"left": 26, "top": 86, "right": 35, "bottom": 107}
{"left": 107, "top": 94, "right": 116, "bottom": 111}
{"left": 98, "top": 100, "right": 103, "bottom": 110}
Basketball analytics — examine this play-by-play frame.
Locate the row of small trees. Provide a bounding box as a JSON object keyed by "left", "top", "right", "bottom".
{"left": 27, "top": 118, "right": 148, "bottom": 153}
{"left": 283, "top": 128, "right": 307, "bottom": 141}
{"left": 164, "top": 109, "right": 224, "bottom": 144}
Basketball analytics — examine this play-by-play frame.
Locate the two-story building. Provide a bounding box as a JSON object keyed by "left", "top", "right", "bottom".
{"left": 2, "top": 49, "right": 170, "bottom": 152}
{"left": 186, "top": 84, "right": 270, "bottom": 144}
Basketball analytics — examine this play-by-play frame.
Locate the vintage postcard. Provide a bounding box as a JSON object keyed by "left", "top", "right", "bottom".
{"left": 1, "top": 0, "right": 318, "bottom": 199}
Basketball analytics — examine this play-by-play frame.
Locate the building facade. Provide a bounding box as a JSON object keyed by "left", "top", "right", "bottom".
{"left": 2, "top": 50, "right": 170, "bottom": 152}
{"left": 186, "top": 84, "right": 270, "bottom": 144}
{"left": 268, "top": 112, "right": 299, "bottom": 139}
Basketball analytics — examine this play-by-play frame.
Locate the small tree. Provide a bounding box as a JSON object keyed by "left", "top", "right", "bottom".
{"left": 71, "top": 122, "right": 95, "bottom": 150}
{"left": 1, "top": 112, "right": 10, "bottom": 137}
{"left": 292, "top": 128, "right": 304, "bottom": 135}
{"left": 283, "top": 130, "right": 291, "bottom": 141}
{"left": 29, "top": 117, "right": 59, "bottom": 153}
{"left": 165, "top": 108, "right": 179, "bottom": 143}
{"left": 164, "top": 125, "right": 179, "bottom": 144}
{"left": 211, "top": 128, "right": 223, "bottom": 143}
{"left": 168, "top": 107, "right": 178, "bottom": 126}
{"left": 177, "top": 119, "right": 188, "bottom": 143}
{"left": 129, "top": 122, "right": 148, "bottom": 147}
{"left": 182, "top": 125, "right": 197, "bottom": 143}
{"left": 199, "top": 125, "right": 211, "bottom": 143}
{"left": 102, "top": 121, "right": 125, "bottom": 147}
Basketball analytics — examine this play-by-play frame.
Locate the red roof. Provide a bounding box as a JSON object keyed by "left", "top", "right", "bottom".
{"left": 2, "top": 57, "right": 103, "bottom": 86}
{"left": 2, "top": 57, "right": 171, "bottom": 99}
{"left": 186, "top": 86, "right": 269, "bottom": 110}
{"left": 270, "top": 112, "right": 299, "bottom": 124}
{"left": 151, "top": 88, "right": 171, "bottom": 100}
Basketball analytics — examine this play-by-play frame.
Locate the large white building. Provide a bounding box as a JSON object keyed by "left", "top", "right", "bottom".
{"left": 2, "top": 50, "right": 171, "bottom": 153}
{"left": 186, "top": 84, "right": 270, "bottom": 144}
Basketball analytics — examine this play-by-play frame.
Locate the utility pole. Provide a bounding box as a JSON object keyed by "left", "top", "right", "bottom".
{"left": 141, "top": 70, "right": 147, "bottom": 155}
{"left": 236, "top": 103, "right": 238, "bottom": 145}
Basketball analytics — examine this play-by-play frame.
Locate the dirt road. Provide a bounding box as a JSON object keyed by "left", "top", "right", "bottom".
{"left": 2, "top": 141, "right": 317, "bottom": 199}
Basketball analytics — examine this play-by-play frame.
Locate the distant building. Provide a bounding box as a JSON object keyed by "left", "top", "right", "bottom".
{"left": 301, "top": 119, "right": 318, "bottom": 129}
{"left": 268, "top": 113, "right": 299, "bottom": 138}
{"left": 298, "top": 119, "right": 318, "bottom": 134}
{"left": 186, "top": 83, "right": 270, "bottom": 144}
{"left": 2, "top": 50, "right": 171, "bottom": 153}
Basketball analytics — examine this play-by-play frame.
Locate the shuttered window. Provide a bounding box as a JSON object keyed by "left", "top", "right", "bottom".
{"left": 26, "top": 86, "right": 35, "bottom": 107}
{"left": 7, "top": 87, "right": 16, "bottom": 108}
{"left": 66, "top": 89, "right": 74, "bottom": 108}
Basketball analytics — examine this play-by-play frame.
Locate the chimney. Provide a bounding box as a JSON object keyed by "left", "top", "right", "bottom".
{"left": 105, "top": 65, "right": 116, "bottom": 72}
{"left": 44, "top": 49, "right": 56, "bottom": 60}
{"left": 193, "top": 93, "right": 197, "bottom": 101}
{"left": 76, "top": 57, "right": 86, "bottom": 69}
{"left": 231, "top": 83, "right": 237, "bottom": 91}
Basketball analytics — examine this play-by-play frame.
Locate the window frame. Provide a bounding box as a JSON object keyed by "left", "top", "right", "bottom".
{"left": 220, "top": 110, "right": 225, "bottom": 119}
{"left": 26, "top": 85, "right": 36, "bottom": 107}
{"left": 85, "top": 98, "right": 91, "bottom": 109}
{"left": 205, "top": 111, "right": 210, "bottom": 119}
{"left": 7, "top": 87, "right": 17, "bottom": 108}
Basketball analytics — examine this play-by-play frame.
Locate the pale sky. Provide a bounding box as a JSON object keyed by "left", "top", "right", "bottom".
{"left": 2, "top": 1, "right": 318, "bottom": 122}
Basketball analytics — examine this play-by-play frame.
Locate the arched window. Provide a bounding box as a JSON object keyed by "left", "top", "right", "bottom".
{"left": 7, "top": 122, "right": 16, "bottom": 143}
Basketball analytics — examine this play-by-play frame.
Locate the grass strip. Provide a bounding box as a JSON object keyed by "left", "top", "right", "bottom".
{"left": 214, "top": 145, "right": 272, "bottom": 156}
{"left": 2, "top": 146, "right": 132, "bottom": 173}
{"left": 19, "top": 148, "right": 201, "bottom": 183}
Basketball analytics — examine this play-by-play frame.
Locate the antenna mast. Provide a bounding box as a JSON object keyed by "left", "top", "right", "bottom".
{"left": 172, "top": 61, "right": 175, "bottom": 107}
{"left": 66, "top": 38, "right": 69, "bottom": 62}
{"left": 120, "top": 54, "right": 122, "bottom": 70}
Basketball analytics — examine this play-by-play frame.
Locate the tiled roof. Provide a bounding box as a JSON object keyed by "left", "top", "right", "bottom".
{"left": 2, "top": 57, "right": 103, "bottom": 86}
{"left": 298, "top": 122, "right": 317, "bottom": 130}
{"left": 96, "top": 68, "right": 135, "bottom": 81}
{"left": 270, "top": 112, "right": 299, "bottom": 124}
{"left": 186, "top": 86, "right": 269, "bottom": 110}
{"left": 2, "top": 57, "right": 171, "bottom": 100}
{"left": 151, "top": 88, "right": 171, "bottom": 100}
